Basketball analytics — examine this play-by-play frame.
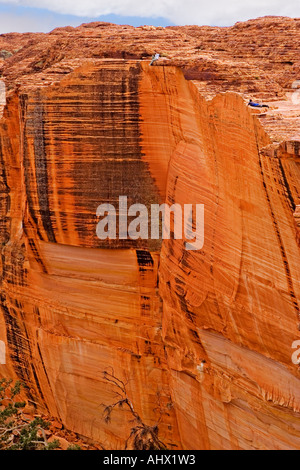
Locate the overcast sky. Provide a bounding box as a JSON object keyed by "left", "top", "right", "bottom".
{"left": 0, "top": 0, "right": 299, "bottom": 33}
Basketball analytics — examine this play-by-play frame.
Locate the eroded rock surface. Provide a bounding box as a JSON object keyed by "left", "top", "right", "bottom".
{"left": 0, "top": 17, "right": 299, "bottom": 450}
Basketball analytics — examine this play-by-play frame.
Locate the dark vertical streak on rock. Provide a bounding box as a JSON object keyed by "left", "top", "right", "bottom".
{"left": 21, "top": 93, "right": 44, "bottom": 242}
{"left": 31, "top": 363, "right": 49, "bottom": 413}
{"left": 278, "top": 158, "right": 296, "bottom": 212}
{"left": 0, "top": 128, "right": 11, "bottom": 279}
{"left": 23, "top": 225, "right": 47, "bottom": 273}
{"left": 136, "top": 249, "right": 154, "bottom": 268}
{"left": 0, "top": 296, "right": 35, "bottom": 400}
{"left": 257, "top": 147, "right": 299, "bottom": 318}
{"left": 32, "top": 93, "right": 56, "bottom": 243}
{"left": 36, "top": 338, "right": 53, "bottom": 402}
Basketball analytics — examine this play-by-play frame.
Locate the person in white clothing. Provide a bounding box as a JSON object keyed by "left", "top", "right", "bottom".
{"left": 150, "top": 53, "right": 160, "bottom": 66}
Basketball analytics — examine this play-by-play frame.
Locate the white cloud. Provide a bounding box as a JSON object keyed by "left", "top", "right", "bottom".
{"left": 0, "top": 0, "right": 299, "bottom": 26}
{"left": 0, "top": 11, "right": 69, "bottom": 33}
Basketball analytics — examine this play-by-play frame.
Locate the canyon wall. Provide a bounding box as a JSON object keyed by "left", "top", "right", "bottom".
{"left": 0, "top": 19, "right": 300, "bottom": 450}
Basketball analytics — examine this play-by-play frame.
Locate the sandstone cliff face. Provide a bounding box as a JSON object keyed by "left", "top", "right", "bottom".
{"left": 0, "top": 18, "right": 299, "bottom": 450}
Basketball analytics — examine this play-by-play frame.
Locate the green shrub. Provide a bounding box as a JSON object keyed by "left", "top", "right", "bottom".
{"left": 0, "top": 50, "right": 13, "bottom": 60}
{"left": 0, "top": 378, "right": 60, "bottom": 450}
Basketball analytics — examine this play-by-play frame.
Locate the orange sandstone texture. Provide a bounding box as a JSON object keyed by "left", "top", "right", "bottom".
{"left": 0, "top": 18, "right": 299, "bottom": 450}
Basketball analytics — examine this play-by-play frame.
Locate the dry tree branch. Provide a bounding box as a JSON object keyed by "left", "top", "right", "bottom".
{"left": 102, "top": 369, "right": 168, "bottom": 450}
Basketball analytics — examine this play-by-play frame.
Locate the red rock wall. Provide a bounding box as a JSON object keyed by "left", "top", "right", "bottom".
{"left": 0, "top": 60, "right": 299, "bottom": 449}
{"left": 0, "top": 61, "right": 180, "bottom": 449}
{"left": 140, "top": 65, "right": 300, "bottom": 448}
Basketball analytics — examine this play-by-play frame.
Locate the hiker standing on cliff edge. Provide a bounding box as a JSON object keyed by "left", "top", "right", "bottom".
{"left": 150, "top": 53, "right": 160, "bottom": 66}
